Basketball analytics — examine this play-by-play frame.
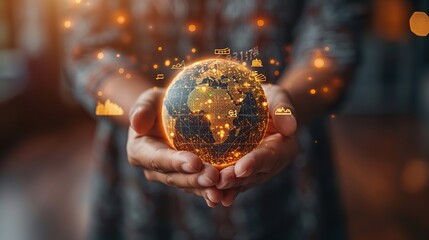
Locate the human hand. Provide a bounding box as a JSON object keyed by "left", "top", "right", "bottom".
{"left": 216, "top": 84, "right": 299, "bottom": 207}
{"left": 127, "top": 88, "right": 223, "bottom": 207}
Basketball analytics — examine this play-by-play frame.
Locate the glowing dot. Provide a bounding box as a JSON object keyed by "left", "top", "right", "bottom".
{"left": 322, "top": 86, "right": 329, "bottom": 93}
{"left": 314, "top": 58, "right": 325, "bottom": 68}
{"left": 97, "top": 52, "right": 104, "bottom": 60}
{"left": 157, "top": 46, "right": 163, "bottom": 51}
{"left": 125, "top": 73, "right": 131, "bottom": 79}
{"left": 117, "top": 15, "right": 126, "bottom": 24}
{"left": 410, "top": 12, "right": 429, "bottom": 37}
{"left": 118, "top": 68, "right": 124, "bottom": 74}
{"left": 153, "top": 64, "right": 158, "bottom": 69}
{"left": 201, "top": 87, "right": 207, "bottom": 92}
{"left": 256, "top": 19, "right": 265, "bottom": 27}
{"left": 225, "top": 124, "right": 230, "bottom": 128}
{"left": 191, "top": 48, "right": 196, "bottom": 53}
{"left": 188, "top": 24, "right": 196, "bottom": 32}
{"left": 97, "top": 91, "right": 102, "bottom": 96}
{"left": 174, "top": 57, "right": 178, "bottom": 61}
{"left": 269, "top": 59, "right": 275, "bottom": 64}
{"left": 186, "top": 55, "right": 191, "bottom": 60}
{"left": 308, "top": 76, "right": 313, "bottom": 81}
{"left": 165, "top": 60, "right": 170, "bottom": 66}
{"left": 75, "top": 0, "right": 81, "bottom": 3}
{"left": 242, "top": 62, "right": 247, "bottom": 66}
{"left": 324, "top": 46, "right": 330, "bottom": 51}
{"left": 274, "top": 70, "right": 280, "bottom": 76}
{"left": 64, "top": 20, "right": 72, "bottom": 28}
{"left": 262, "top": 102, "right": 268, "bottom": 107}
{"left": 310, "top": 89, "right": 316, "bottom": 95}
{"left": 330, "top": 114, "right": 336, "bottom": 119}
{"left": 116, "top": 53, "right": 120, "bottom": 58}
{"left": 207, "top": 99, "right": 213, "bottom": 104}
{"left": 170, "top": 132, "right": 175, "bottom": 137}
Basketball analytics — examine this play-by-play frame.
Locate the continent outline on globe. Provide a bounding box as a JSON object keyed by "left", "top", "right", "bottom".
{"left": 162, "top": 59, "right": 269, "bottom": 169}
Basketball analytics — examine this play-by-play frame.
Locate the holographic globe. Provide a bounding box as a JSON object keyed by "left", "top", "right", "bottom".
{"left": 162, "top": 59, "right": 268, "bottom": 169}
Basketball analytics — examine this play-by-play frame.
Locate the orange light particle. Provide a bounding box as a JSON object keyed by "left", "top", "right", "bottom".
{"left": 269, "top": 59, "right": 275, "bottom": 64}
{"left": 153, "top": 64, "right": 158, "bottom": 69}
{"left": 118, "top": 68, "right": 124, "bottom": 74}
{"left": 310, "top": 89, "right": 316, "bottom": 95}
{"left": 117, "top": 15, "right": 126, "bottom": 24}
{"left": 64, "top": 20, "right": 72, "bottom": 28}
{"left": 313, "top": 58, "right": 325, "bottom": 68}
{"left": 274, "top": 70, "right": 280, "bottom": 76}
{"left": 165, "top": 60, "right": 171, "bottom": 66}
{"left": 409, "top": 12, "right": 429, "bottom": 36}
{"left": 308, "top": 76, "right": 313, "bottom": 81}
{"left": 97, "top": 91, "right": 102, "bottom": 97}
{"left": 322, "top": 86, "right": 329, "bottom": 93}
{"left": 157, "top": 46, "right": 163, "bottom": 51}
{"left": 257, "top": 19, "right": 265, "bottom": 27}
{"left": 191, "top": 48, "right": 196, "bottom": 53}
{"left": 188, "top": 24, "right": 196, "bottom": 32}
{"left": 97, "top": 52, "right": 104, "bottom": 60}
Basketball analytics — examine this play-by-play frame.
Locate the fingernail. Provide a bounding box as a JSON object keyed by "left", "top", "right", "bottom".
{"left": 181, "top": 163, "right": 197, "bottom": 173}
{"left": 206, "top": 191, "right": 216, "bottom": 203}
{"left": 236, "top": 169, "right": 249, "bottom": 178}
{"left": 217, "top": 178, "right": 235, "bottom": 189}
{"left": 197, "top": 174, "right": 215, "bottom": 187}
{"left": 205, "top": 199, "right": 216, "bottom": 208}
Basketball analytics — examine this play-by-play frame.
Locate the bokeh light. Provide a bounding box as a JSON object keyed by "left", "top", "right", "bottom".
{"left": 313, "top": 58, "right": 325, "bottom": 68}
{"left": 409, "top": 11, "right": 429, "bottom": 36}
{"left": 188, "top": 24, "right": 197, "bottom": 32}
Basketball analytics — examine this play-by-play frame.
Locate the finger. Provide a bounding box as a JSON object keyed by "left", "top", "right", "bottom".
{"left": 234, "top": 133, "right": 298, "bottom": 178}
{"left": 144, "top": 163, "right": 219, "bottom": 188}
{"left": 182, "top": 187, "right": 223, "bottom": 208}
{"left": 216, "top": 166, "right": 236, "bottom": 189}
{"left": 129, "top": 88, "right": 164, "bottom": 135}
{"left": 221, "top": 188, "right": 240, "bottom": 207}
{"left": 262, "top": 85, "right": 297, "bottom": 137}
{"left": 127, "top": 134, "right": 203, "bottom": 173}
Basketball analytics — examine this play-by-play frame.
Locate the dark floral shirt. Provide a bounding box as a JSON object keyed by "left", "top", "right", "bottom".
{"left": 62, "top": 0, "right": 364, "bottom": 239}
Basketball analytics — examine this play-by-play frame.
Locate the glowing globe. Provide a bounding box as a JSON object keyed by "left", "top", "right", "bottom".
{"left": 162, "top": 59, "right": 268, "bottom": 169}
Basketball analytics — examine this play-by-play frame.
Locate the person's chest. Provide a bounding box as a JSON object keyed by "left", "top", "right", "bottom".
{"left": 129, "top": 0, "right": 304, "bottom": 83}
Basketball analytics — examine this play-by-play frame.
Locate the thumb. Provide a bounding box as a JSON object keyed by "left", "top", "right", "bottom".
{"left": 264, "top": 85, "right": 297, "bottom": 136}
{"left": 129, "top": 88, "right": 164, "bottom": 135}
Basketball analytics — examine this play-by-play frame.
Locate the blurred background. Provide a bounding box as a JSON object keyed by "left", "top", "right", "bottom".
{"left": 0, "top": 0, "right": 428, "bottom": 239}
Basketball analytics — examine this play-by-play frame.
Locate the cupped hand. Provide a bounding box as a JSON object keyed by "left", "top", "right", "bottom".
{"left": 216, "top": 84, "right": 299, "bottom": 207}
{"left": 127, "top": 88, "right": 222, "bottom": 207}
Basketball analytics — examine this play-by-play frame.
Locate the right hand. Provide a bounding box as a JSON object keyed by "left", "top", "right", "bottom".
{"left": 126, "top": 88, "right": 223, "bottom": 207}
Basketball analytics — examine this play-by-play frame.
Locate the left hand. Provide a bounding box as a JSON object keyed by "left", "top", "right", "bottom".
{"left": 216, "top": 84, "right": 299, "bottom": 207}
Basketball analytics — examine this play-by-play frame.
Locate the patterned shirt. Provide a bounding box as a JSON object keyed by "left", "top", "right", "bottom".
{"left": 62, "top": 0, "right": 364, "bottom": 239}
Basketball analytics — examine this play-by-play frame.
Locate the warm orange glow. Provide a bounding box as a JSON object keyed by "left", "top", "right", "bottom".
{"left": 118, "top": 68, "right": 124, "bottom": 74}
{"left": 308, "top": 76, "right": 313, "bottom": 81}
{"left": 313, "top": 58, "right": 325, "bottom": 68}
{"left": 64, "top": 20, "right": 72, "bottom": 28}
{"left": 322, "top": 86, "right": 329, "bottom": 93}
{"left": 401, "top": 159, "right": 428, "bottom": 193}
{"left": 274, "top": 70, "right": 280, "bottom": 76}
{"left": 256, "top": 19, "right": 265, "bottom": 27}
{"left": 165, "top": 60, "right": 171, "bottom": 66}
{"left": 153, "top": 64, "right": 158, "bottom": 69}
{"left": 125, "top": 73, "right": 131, "bottom": 79}
{"left": 157, "top": 46, "right": 163, "bottom": 51}
{"left": 97, "top": 91, "right": 102, "bottom": 97}
{"left": 269, "top": 59, "right": 275, "bottom": 64}
{"left": 310, "top": 89, "right": 316, "bottom": 95}
{"left": 188, "top": 24, "right": 197, "bottom": 32}
{"left": 116, "top": 53, "right": 120, "bottom": 58}
{"left": 97, "top": 52, "right": 104, "bottom": 60}
{"left": 191, "top": 48, "right": 197, "bottom": 53}
{"left": 75, "top": 0, "right": 81, "bottom": 3}
{"left": 409, "top": 12, "right": 429, "bottom": 36}
{"left": 117, "top": 15, "right": 126, "bottom": 24}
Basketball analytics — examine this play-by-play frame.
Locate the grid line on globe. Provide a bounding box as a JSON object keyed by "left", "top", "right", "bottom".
{"left": 162, "top": 59, "right": 269, "bottom": 169}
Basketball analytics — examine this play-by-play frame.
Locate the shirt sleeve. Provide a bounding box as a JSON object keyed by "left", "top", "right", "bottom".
{"left": 61, "top": 0, "right": 136, "bottom": 115}
{"left": 292, "top": 0, "right": 366, "bottom": 73}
